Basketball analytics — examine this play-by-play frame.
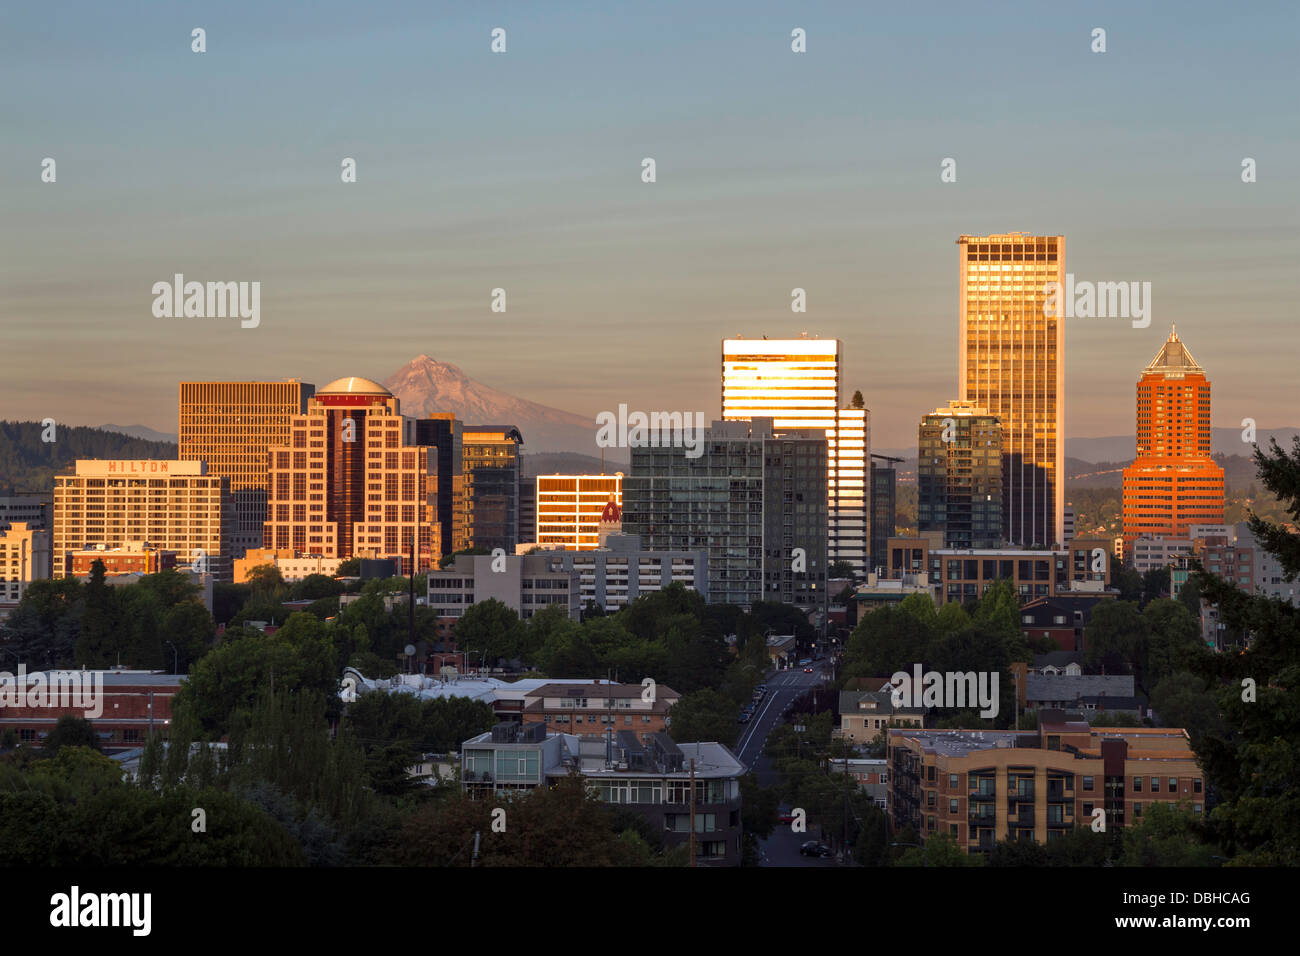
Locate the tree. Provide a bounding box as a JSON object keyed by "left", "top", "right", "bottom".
{"left": 244, "top": 564, "right": 286, "bottom": 594}
{"left": 988, "top": 837, "right": 1048, "bottom": 866}
{"left": 850, "top": 390, "right": 865, "bottom": 409}
{"left": 828, "top": 560, "right": 856, "bottom": 581}
{"left": 893, "top": 831, "right": 979, "bottom": 866}
{"left": 291, "top": 574, "right": 343, "bottom": 601}
{"left": 1109, "top": 555, "right": 1144, "bottom": 603}
{"left": 1150, "top": 672, "right": 1224, "bottom": 746}
{"left": 438, "top": 547, "right": 490, "bottom": 570}
{"left": 75, "top": 561, "right": 119, "bottom": 667}
{"left": 1165, "top": 436, "right": 1300, "bottom": 865}
{"left": 1120, "top": 801, "right": 1218, "bottom": 867}
{"left": 668, "top": 689, "right": 739, "bottom": 748}
{"left": 43, "top": 715, "right": 100, "bottom": 757}
{"left": 452, "top": 598, "right": 525, "bottom": 666}
{"left": 335, "top": 557, "right": 361, "bottom": 577}
{"left": 172, "top": 612, "right": 339, "bottom": 735}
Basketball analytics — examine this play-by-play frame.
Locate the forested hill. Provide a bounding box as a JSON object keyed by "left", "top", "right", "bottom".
{"left": 0, "top": 421, "right": 178, "bottom": 493}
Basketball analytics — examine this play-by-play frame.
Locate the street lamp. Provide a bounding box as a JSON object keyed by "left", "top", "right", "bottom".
{"left": 164, "top": 641, "right": 180, "bottom": 674}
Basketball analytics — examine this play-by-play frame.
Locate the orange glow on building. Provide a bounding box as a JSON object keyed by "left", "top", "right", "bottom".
{"left": 1121, "top": 327, "right": 1225, "bottom": 546}
{"left": 262, "top": 377, "right": 439, "bottom": 571}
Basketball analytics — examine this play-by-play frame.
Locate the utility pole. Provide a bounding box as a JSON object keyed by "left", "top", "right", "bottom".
{"left": 689, "top": 758, "right": 697, "bottom": 867}
{"left": 409, "top": 535, "right": 417, "bottom": 667}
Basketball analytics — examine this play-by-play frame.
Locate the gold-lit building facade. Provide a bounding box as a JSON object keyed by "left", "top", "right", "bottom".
{"left": 957, "top": 233, "right": 1065, "bottom": 548}
{"left": 722, "top": 336, "right": 870, "bottom": 576}
{"left": 178, "top": 380, "right": 315, "bottom": 556}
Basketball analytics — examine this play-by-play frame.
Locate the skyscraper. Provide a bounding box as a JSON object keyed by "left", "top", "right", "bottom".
{"left": 623, "top": 419, "right": 827, "bottom": 610}
{"left": 263, "top": 377, "right": 438, "bottom": 570}
{"left": 461, "top": 426, "right": 523, "bottom": 554}
{"left": 721, "top": 336, "right": 870, "bottom": 576}
{"left": 535, "top": 474, "right": 623, "bottom": 551}
{"left": 869, "top": 456, "right": 899, "bottom": 574}
{"left": 957, "top": 233, "right": 1065, "bottom": 547}
{"left": 53, "top": 460, "right": 234, "bottom": 579}
{"left": 1121, "top": 326, "right": 1225, "bottom": 546}
{"left": 413, "top": 413, "right": 466, "bottom": 557}
{"left": 179, "top": 380, "right": 315, "bottom": 556}
{"left": 918, "top": 401, "right": 1003, "bottom": 549}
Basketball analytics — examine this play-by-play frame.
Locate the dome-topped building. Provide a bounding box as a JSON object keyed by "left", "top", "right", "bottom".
{"left": 263, "top": 374, "right": 434, "bottom": 568}
{"left": 317, "top": 376, "right": 392, "bottom": 397}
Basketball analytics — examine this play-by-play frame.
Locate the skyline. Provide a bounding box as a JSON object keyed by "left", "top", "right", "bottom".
{"left": 3, "top": 0, "right": 1297, "bottom": 448}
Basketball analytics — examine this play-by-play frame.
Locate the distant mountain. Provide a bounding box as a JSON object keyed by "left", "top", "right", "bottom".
{"left": 384, "top": 355, "right": 599, "bottom": 455}
{"left": 1066, "top": 428, "right": 1300, "bottom": 463}
{"left": 886, "top": 429, "right": 1297, "bottom": 465}
{"left": 521, "top": 452, "right": 628, "bottom": 480}
{"left": 99, "top": 424, "right": 179, "bottom": 445}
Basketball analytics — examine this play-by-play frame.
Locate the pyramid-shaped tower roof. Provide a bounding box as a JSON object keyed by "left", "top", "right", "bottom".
{"left": 1144, "top": 325, "right": 1204, "bottom": 375}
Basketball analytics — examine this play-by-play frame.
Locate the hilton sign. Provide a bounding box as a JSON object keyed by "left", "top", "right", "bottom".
{"left": 74, "top": 460, "right": 205, "bottom": 477}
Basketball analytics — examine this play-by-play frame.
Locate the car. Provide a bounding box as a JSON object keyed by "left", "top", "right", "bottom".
{"left": 804, "top": 667, "right": 814, "bottom": 673}
{"left": 737, "top": 712, "right": 750, "bottom": 723}
{"left": 799, "top": 841, "right": 832, "bottom": 858}
{"left": 778, "top": 808, "right": 797, "bottom": 823}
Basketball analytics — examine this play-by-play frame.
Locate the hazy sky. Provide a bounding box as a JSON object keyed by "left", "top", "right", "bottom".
{"left": 2, "top": 0, "right": 1296, "bottom": 448}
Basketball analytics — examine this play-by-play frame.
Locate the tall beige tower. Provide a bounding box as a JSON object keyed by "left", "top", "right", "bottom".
{"left": 179, "top": 380, "right": 315, "bottom": 556}
{"left": 957, "top": 233, "right": 1065, "bottom": 548}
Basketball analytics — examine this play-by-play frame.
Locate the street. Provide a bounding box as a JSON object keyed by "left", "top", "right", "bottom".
{"left": 734, "top": 662, "right": 844, "bottom": 866}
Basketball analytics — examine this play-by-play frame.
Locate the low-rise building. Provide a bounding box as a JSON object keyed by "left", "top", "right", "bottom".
{"left": 0, "top": 670, "right": 184, "bottom": 751}
{"left": 1019, "top": 595, "right": 1112, "bottom": 652}
{"left": 522, "top": 680, "right": 680, "bottom": 741}
{"left": 234, "top": 548, "right": 343, "bottom": 583}
{"left": 427, "top": 552, "right": 580, "bottom": 621}
{"left": 829, "top": 756, "right": 890, "bottom": 808}
{"left": 1023, "top": 674, "right": 1138, "bottom": 714}
{"left": 836, "top": 689, "right": 924, "bottom": 746}
{"left": 884, "top": 536, "right": 1113, "bottom": 605}
{"left": 887, "top": 719, "right": 1204, "bottom": 856}
{"left": 0, "top": 521, "right": 51, "bottom": 620}
{"left": 65, "top": 542, "right": 177, "bottom": 577}
{"left": 462, "top": 724, "right": 745, "bottom": 865}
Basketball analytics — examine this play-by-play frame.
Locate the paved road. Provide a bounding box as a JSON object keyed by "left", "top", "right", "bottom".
{"left": 733, "top": 663, "right": 845, "bottom": 866}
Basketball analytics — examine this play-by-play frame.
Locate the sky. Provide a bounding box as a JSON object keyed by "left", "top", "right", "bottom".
{"left": 2, "top": 0, "right": 1296, "bottom": 448}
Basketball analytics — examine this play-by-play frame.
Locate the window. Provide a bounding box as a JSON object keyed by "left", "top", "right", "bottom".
{"left": 949, "top": 773, "right": 959, "bottom": 789}
{"left": 1133, "top": 776, "right": 1142, "bottom": 792}
{"left": 1194, "top": 778, "right": 1202, "bottom": 794}
{"left": 1083, "top": 776, "right": 1094, "bottom": 791}
{"left": 1168, "top": 778, "right": 1177, "bottom": 792}
{"left": 1150, "top": 777, "right": 1160, "bottom": 793}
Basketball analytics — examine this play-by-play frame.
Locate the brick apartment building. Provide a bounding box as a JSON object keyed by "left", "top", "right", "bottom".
{"left": 888, "top": 717, "right": 1203, "bottom": 856}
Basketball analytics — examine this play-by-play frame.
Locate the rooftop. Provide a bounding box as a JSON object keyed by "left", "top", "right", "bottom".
{"left": 316, "top": 376, "right": 391, "bottom": 397}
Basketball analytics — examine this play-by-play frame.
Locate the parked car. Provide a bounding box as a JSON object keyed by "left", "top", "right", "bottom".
{"left": 800, "top": 841, "right": 832, "bottom": 858}
{"left": 778, "top": 808, "right": 797, "bottom": 823}
{"left": 737, "top": 712, "right": 751, "bottom": 724}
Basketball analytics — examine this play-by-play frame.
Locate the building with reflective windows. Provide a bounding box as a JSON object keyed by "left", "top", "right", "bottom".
{"left": 722, "top": 336, "right": 870, "bottom": 576}
{"left": 1121, "top": 327, "right": 1224, "bottom": 549}
{"left": 178, "top": 380, "right": 315, "bottom": 556}
{"left": 263, "top": 377, "right": 438, "bottom": 571}
{"left": 918, "top": 401, "right": 1003, "bottom": 549}
{"left": 958, "top": 234, "right": 1065, "bottom": 548}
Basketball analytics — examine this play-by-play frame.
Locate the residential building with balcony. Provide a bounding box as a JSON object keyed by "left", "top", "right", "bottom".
{"left": 887, "top": 720, "right": 1203, "bottom": 856}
